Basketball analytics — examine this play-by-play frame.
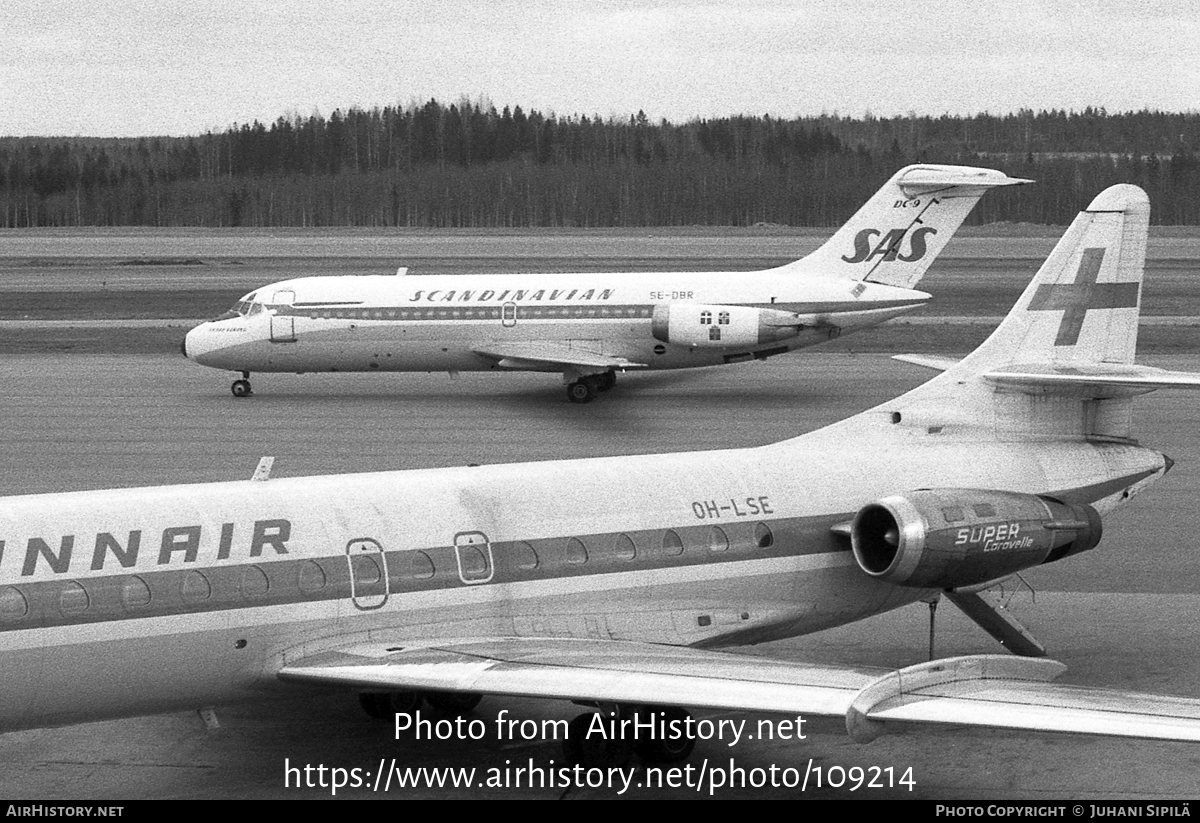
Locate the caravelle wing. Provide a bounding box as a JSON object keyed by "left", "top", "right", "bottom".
{"left": 279, "top": 638, "right": 877, "bottom": 716}
{"left": 471, "top": 341, "right": 648, "bottom": 371}
{"left": 277, "top": 639, "right": 1200, "bottom": 743}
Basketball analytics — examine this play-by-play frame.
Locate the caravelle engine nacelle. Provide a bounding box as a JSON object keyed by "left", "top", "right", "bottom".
{"left": 850, "top": 489, "right": 1103, "bottom": 589}
{"left": 651, "top": 304, "right": 804, "bottom": 348}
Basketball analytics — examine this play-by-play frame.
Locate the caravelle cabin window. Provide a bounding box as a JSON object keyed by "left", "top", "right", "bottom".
{"left": 241, "top": 565, "right": 270, "bottom": 598}
{"left": 120, "top": 576, "right": 152, "bottom": 609}
{"left": 457, "top": 545, "right": 489, "bottom": 578}
{"left": 59, "top": 582, "right": 89, "bottom": 614}
{"left": 408, "top": 551, "right": 435, "bottom": 580}
{"left": 754, "top": 523, "right": 774, "bottom": 548}
{"left": 708, "top": 526, "right": 730, "bottom": 552}
{"left": 181, "top": 571, "right": 212, "bottom": 604}
{"left": 298, "top": 561, "right": 327, "bottom": 592}
{"left": 565, "top": 538, "right": 588, "bottom": 565}
{"left": 661, "top": 530, "right": 684, "bottom": 556}
{"left": 513, "top": 541, "right": 539, "bottom": 570}
{"left": 0, "top": 587, "right": 28, "bottom": 621}
{"left": 614, "top": 533, "right": 637, "bottom": 561}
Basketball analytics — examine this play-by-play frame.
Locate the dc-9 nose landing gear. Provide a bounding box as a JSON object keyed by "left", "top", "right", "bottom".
{"left": 231, "top": 372, "right": 253, "bottom": 398}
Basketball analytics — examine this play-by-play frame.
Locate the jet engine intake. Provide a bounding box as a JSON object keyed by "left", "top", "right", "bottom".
{"left": 850, "top": 488, "right": 1102, "bottom": 589}
{"left": 651, "top": 304, "right": 803, "bottom": 348}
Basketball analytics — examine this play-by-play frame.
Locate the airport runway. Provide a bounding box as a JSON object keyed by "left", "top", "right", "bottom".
{"left": 1, "top": 353, "right": 1200, "bottom": 799}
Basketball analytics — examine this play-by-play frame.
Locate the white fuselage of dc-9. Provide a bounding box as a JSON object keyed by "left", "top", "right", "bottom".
{"left": 184, "top": 270, "right": 925, "bottom": 372}
{"left": 181, "top": 164, "right": 1031, "bottom": 401}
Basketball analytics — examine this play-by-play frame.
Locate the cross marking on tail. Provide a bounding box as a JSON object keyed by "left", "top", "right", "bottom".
{"left": 1027, "top": 247, "right": 1140, "bottom": 346}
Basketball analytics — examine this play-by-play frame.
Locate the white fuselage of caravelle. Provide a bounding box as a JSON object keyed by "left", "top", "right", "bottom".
{"left": 183, "top": 270, "right": 929, "bottom": 375}
{"left": 0, "top": 420, "right": 1167, "bottom": 732}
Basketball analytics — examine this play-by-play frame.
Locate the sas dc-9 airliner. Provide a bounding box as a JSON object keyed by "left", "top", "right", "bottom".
{"left": 183, "top": 165, "right": 1026, "bottom": 403}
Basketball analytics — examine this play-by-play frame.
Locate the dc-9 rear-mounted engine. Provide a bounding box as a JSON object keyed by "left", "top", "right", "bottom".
{"left": 651, "top": 304, "right": 803, "bottom": 348}
{"left": 850, "top": 488, "right": 1102, "bottom": 589}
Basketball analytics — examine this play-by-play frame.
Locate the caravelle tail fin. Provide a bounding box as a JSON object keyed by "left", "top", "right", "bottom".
{"left": 787, "top": 164, "right": 1030, "bottom": 289}
{"left": 893, "top": 184, "right": 1200, "bottom": 441}
{"left": 958, "top": 183, "right": 1149, "bottom": 372}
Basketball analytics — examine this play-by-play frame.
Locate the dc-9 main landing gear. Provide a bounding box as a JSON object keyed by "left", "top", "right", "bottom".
{"left": 566, "top": 370, "right": 617, "bottom": 404}
{"left": 231, "top": 371, "right": 253, "bottom": 398}
{"left": 567, "top": 379, "right": 597, "bottom": 404}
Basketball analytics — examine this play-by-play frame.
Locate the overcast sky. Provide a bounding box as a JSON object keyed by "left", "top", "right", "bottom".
{"left": 3, "top": 0, "right": 1197, "bottom": 137}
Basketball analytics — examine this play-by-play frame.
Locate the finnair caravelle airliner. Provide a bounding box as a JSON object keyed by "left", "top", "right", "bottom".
{"left": 183, "top": 164, "right": 1027, "bottom": 402}
{"left": 6, "top": 184, "right": 1200, "bottom": 770}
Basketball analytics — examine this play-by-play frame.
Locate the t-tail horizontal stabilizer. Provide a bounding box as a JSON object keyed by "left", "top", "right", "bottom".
{"left": 791, "top": 164, "right": 1031, "bottom": 290}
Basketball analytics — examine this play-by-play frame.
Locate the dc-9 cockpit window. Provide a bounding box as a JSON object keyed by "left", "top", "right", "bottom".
{"left": 216, "top": 292, "right": 261, "bottom": 321}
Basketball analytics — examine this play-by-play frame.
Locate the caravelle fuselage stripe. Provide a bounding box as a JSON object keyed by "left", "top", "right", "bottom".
{"left": 0, "top": 514, "right": 838, "bottom": 634}
{"left": 0, "top": 469, "right": 1156, "bottom": 636}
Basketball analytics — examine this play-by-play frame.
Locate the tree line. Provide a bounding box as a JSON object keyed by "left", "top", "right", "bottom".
{"left": 2, "top": 102, "right": 1199, "bottom": 228}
